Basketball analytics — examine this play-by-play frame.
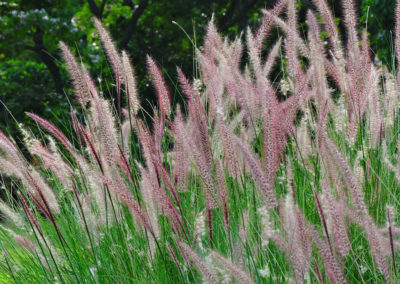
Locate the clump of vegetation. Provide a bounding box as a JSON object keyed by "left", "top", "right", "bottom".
{"left": 0, "top": 0, "right": 400, "bottom": 282}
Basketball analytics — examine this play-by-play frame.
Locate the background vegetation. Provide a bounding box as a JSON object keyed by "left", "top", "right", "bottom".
{"left": 0, "top": 0, "right": 395, "bottom": 135}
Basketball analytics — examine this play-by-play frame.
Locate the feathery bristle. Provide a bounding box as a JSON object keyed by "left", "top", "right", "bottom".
{"left": 94, "top": 18, "right": 123, "bottom": 84}
{"left": 121, "top": 51, "right": 140, "bottom": 115}
{"left": 147, "top": 55, "right": 171, "bottom": 116}
{"left": 177, "top": 241, "right": 217, "bottom": 284}
{"left": 210, "top": 250, "right": 255, "bottom": 284}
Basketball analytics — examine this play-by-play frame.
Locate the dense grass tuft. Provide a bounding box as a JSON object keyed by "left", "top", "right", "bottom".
{"left": 1, "top": 0, "right": 400, "bottom": 282}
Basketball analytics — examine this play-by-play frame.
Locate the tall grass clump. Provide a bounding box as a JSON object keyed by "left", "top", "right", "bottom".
{"left": 1, "top": 0, "right": 400, "bottom": 282}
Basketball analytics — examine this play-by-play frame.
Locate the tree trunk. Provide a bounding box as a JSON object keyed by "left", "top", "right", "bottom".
{"left": 33, "top": 27, "right": 64, "bottom": 95}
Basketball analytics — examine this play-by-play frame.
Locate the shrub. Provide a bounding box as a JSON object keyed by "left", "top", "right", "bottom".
{"left": 0, "top": 0, "right": 400, "bottom": 282}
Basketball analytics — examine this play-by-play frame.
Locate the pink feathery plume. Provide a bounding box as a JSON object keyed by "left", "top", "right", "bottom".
{"left": 135, "top": 118, "right": 184, "bottom": 234}
{"left": 278, "top": 66, "right": 311, "bottom": 142}
{"left": 177, "top": 241, "right": 217, "bottom": 284}
{"left": 268, "top": 70, "right": 310, "bottom": 174}
{"left": 177, "top": 69, "right": 213, "bottom": 175}
{"left": 195, "top": 48, "right": 222, "bottom": 122}
{"left": 203, "top": 16, "right": 223, "bottom": 60}
{"left": 80, "top": 63, "right": 98, "bottom": 100}
{"left": 307, "top": 10, "right": 331, "bottom": 106}
{"left": 364, "top": 218, "right": 391, "bottom": 282}
{"left": 342, "top": 0, "right": 359, "bottom": 56}
{"left": 324, "top": 58, "right": 343, "bottom": 89}
{"left": 346, "top": 56, "right": 358, "bottom": 120}
{"left": 216, "top": 162, "right": 230, "bottom": 236}
{"left": 262, "top": 38, "right": 282, "bottom": 78}
{"left": 316, "top": 99, "right": 330, "bottom": 150}
{"left": 325, "top": 138, "right": 391, "bottom": 280}
{"left": 217, "top": 118, "right": 241, "bottom": 178}
{"left": 308, "top": 224, "right": 345, "bottom": 284}
{"left": 295, "top": 206, "right": 311, "bottom": 266}
{"left": 279, "top": 184, "right": 311, "bottom": 281}
{"left": 176, "top": 68, "right": 197, "bottom": 102}
{"left": 171, "top": 147, "right": 190, "bottom": 191}
{"left": 135, "top": 120, "right": 156, "bottom": 171}
{"left": 171, "top": 104, "right": 217, "bottom": 245}
{"left": 99, "top": 174, "right": 153, "bottom": 233}
{"left": 182, "top": 118, "right": 217, "bottom": 242}
{"left": 177, "top": 69, "right": 218, "bottom": 210}
{"left": 177, "top": 68, "right": 212, "bottom": 143}
{"left": 94, "top": 18, "right": 122, "bottom": 78}
{"left": 152, "top": 155, "right": 189, "bottom": 239}
{"left": 140, "top": 167, "right": 184, "bottom": 237}
{"left": 147, "top": 55, "right": 171, "bottom": 116}
{"left": 30, "top": 141, "right": 73, "bottom": 188}
{"left": 26, "top": 113, "right": 74, "bottom": 153}
{"left": 323, "top": 188, "right": 350, "bottom": 257}
{"left": 0, "top": 130, "right": 26, "bottom": 170}
{"left": 234, "top": 136, "right": 277, "bottom": 208}
{"left": 210, "top": 250, "right": 254, "bottom": 284}
{"left": 59, "top": 42, "right": 89, "bottom": 105}
{"left": 90, "top": 97, "right": 119, "bottom": 168}
{"left": 360, "top": 31, "right": 372, "bottom": 78}
{"left": 137, "top": 164, "right": 160, "bottom": 240}
{"left": 121, "top": 51, "right": 140, "bottom": 115}
{"left": 78, "top": 124, "right": 103, "bottom": 170}
{"left": 70, "top": 109, "right": 83, "bottom": 148}
{"left": 139, "top": 130, "right": 183, "bottom": 234}
{"left": 0, "top": 130, "right": 18, "bottom": 153}
{"left": 153, "top": 158, "right": 180, "bottom": 208}
{"left": 93, "top": 18, "right": 123, "bottom": 113}
{"left": 153, "top": 112, "right": 164, "bottom": 162}
{"left": 311, "top": 0, "right": 342, "bottom": 58}
{"left": 285, "top": 0, "right": 300, "bottom": 78}
{"left": 19, "top": 193, "right": 42, "bottom": 236}
{"left": 117, "top": 145, "right": 134, "bottom": 185}
{"left": 25, "top": 172, "right": 62, "bottom": 237}
{"left": 313, "top": 190, "right": 333, "bottom": 253}
{"left": 247, "top": 28, "right": 262, "bottom": 77}
{"left": 324, "top": 137, "right": 367, "bottom": 216}
{"left": 14, "top": 235, "right": 35, "bottom": 251}
{"left": 262, "top": 106, "right": 280, "bottom": 196}
{"left": 255, "top": 0, "right": 288, "bottom": 52}
{"left": 285, "top": 164, "right": 311, "bottom": 264}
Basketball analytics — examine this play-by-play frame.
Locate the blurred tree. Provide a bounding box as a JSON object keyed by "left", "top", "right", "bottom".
{"left": 0, "top": 0, "right": 86, "bottom": 136}
{"left": 0, "top": 0, "right": 271, "bottom": 134}
{"left": 360, "top": 0, "right": 397, "bottom": 67}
